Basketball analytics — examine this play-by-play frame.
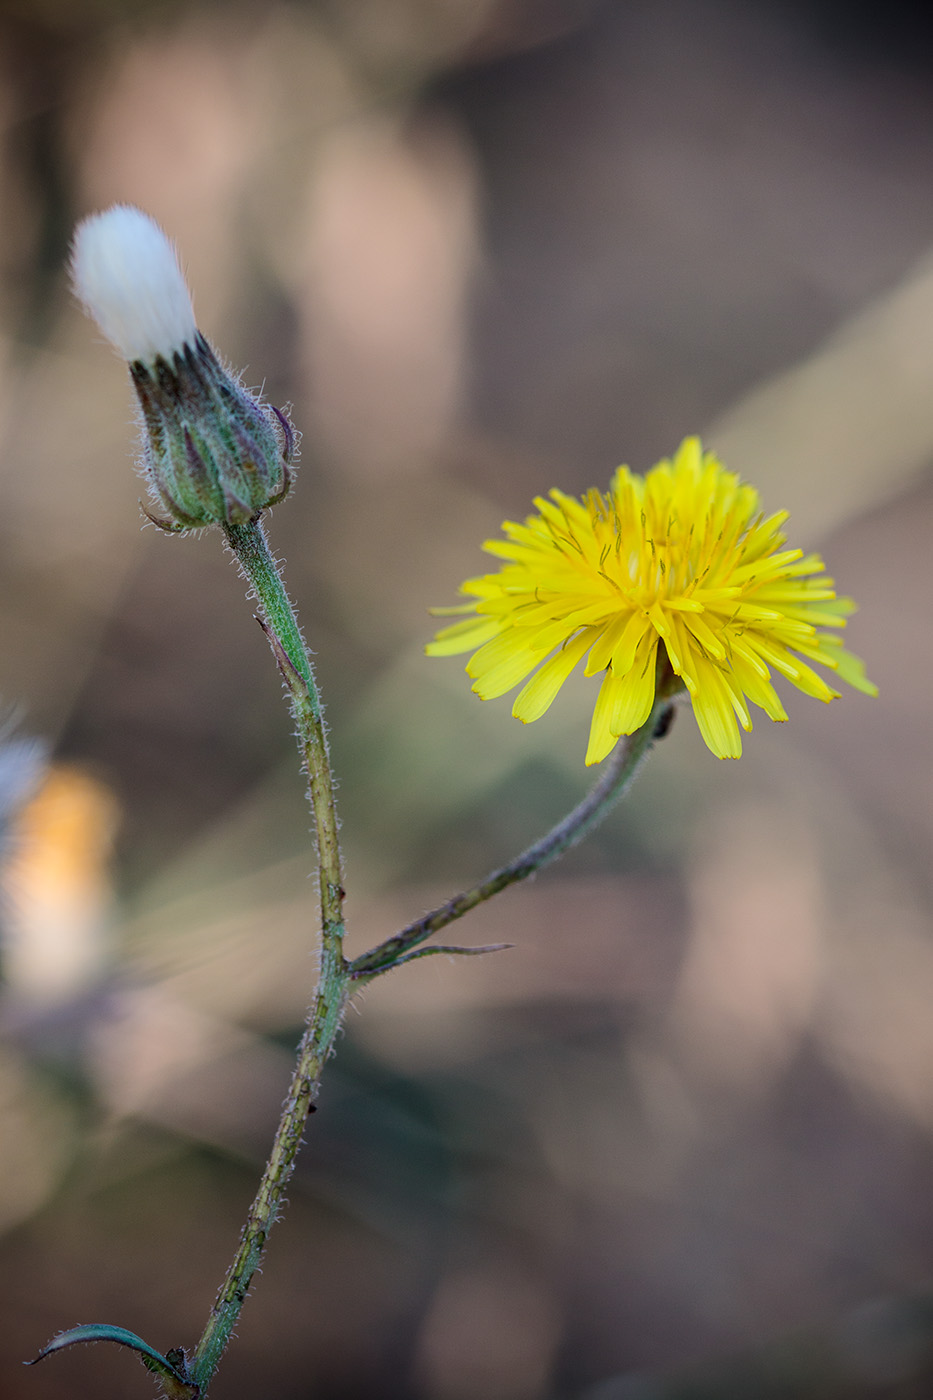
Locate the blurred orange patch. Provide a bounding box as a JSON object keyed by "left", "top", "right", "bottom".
{"left": 3, "top": 766, "right": 119, "bottom": 1002}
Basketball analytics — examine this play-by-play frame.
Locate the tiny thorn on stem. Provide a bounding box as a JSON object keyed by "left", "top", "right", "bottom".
{"left": 255, "top": 614, "right": 302, "bottom": 687}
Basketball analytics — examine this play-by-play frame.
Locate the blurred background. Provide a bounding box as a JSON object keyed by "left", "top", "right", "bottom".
{"left": 0, "top": 0, "right": 927, "bottom": 1396}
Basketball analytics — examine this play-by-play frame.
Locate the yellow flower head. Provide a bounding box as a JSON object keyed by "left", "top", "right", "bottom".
{"left": 427, "top": 438, "right": 876, "bottom": 763}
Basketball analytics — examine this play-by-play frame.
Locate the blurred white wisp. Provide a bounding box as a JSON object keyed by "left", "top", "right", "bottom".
{"left": 0, "top": 727, "right": 45, "bottom": 856}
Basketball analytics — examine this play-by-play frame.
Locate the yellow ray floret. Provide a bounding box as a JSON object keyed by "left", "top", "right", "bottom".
{"left": 427, "top": 437, "right": 876, "bottom": 763}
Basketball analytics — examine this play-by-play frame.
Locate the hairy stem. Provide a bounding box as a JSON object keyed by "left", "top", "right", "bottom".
{"left": 221, "top": 518, "right": 344, "bottom": 952}
{"left": 190, "top": 519, "right": 347, "bottom": 1391}
{"left": 351, "top": 692, "right": 675, "bottom": 979}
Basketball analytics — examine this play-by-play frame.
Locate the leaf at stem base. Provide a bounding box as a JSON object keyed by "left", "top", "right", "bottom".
{"left": 27, "top": 1323, "right": 199, "bottom": 1399}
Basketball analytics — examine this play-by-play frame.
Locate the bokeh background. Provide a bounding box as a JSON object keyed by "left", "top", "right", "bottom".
{"left": 0, "top": 1, "right": 928, "bottom": 1396}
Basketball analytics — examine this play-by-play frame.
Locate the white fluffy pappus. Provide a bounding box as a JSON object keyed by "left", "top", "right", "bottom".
{"left": 70, "top": 205, "right": 198, "bottom": 364}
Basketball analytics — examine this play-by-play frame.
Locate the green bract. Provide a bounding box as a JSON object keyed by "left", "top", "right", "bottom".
{"left": 131, "top": 334, "right": 294, "bottom": 531}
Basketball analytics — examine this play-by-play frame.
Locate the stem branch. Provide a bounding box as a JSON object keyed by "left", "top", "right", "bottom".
{"left": 351, "top": 694, "right": 674, "bottom": 979}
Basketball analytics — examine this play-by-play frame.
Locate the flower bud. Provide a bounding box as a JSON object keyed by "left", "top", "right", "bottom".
{"left": 71, "top": 205, "right": 294, "bottom": 530}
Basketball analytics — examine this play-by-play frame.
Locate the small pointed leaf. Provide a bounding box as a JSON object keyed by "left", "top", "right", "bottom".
{"left": 351, "top": 942, "right": 512, "bottom": 981}
{"left": 27, "top": 1324, "right": 199, "bottom": 1399}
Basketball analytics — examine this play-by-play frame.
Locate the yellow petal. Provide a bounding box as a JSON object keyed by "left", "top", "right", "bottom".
{"left": 691, "top": 659, "right": 743, "bottom": 759}
{"left": 728, "top": 650, "right": 787, "bottom": 721}
{"left": 605, "top": 612, "right": 651, "bottom": 678}
{"left": 610, "top": 634, "right": 659, "bottom": 733}
{"left": 821, "top": 638, "right": 878, "bottom": 696}
{"left": 784, "top": 655, "right": 839, "bottom": 703}
{"left": 426, "top": 618, "right": 500, "bottom": 656}
{"left": 583, "top": 612, "right": 633, "bottom": 676}
{"left": 467, "top": 629, "right": 543, "bottom": 696}
{"left": 512, "top": 630, "right": 595, "bottom": 722}
{"left": 682, "top": 611, "right": 726, "bottom": 661}
{"left": 585, "top": 670, "right": 622, "bottom": 765}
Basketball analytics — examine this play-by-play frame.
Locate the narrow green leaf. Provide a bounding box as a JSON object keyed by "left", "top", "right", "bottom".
{"left": 27, "top": 1324, "right": 199, "bottom": 1399}
{"left": 351, "top": 941, "right": 512, "bottom": 981}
